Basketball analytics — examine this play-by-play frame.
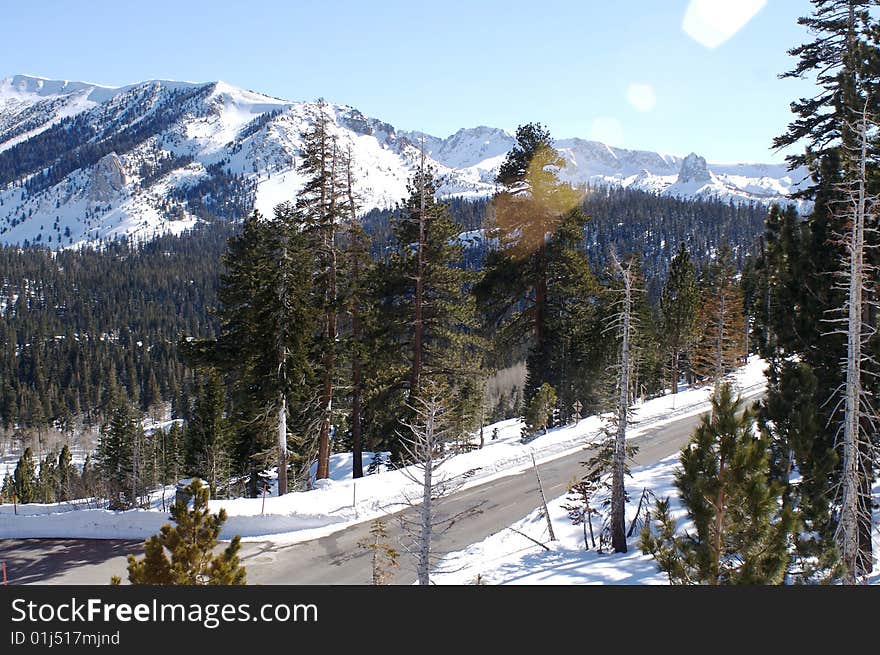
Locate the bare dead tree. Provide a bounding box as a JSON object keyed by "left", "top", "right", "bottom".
{"left": 824, "top": 101, "right": 879, "bottom": 583}
{"left": 604, "top": 248, "right": 641, "bottom": 554}
{"left": 530, "top": 451, "right": 556, "bottom": 541}
{"left": 397, "top": 384, "right": 484, "bottom": 585}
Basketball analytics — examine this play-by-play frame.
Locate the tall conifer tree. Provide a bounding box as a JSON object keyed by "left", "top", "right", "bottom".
{"left": 477, "top": 123, "right": 599, "bottom": 412}
{"left": 367, "top": 164, "right": 482, "bottom": 459}
{"left": 660, "top": 243, "right": 699, "bottom": 393}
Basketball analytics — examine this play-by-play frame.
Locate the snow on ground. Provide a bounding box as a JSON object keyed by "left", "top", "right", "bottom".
{"left": 869, "top": 478, "right": 880, "bottom": 586}
{"left": 432, "top": 459, "right": 880, "bottom": 586}
{"left": 431, "top": 454, "right": 683, "bottom": 585}
{"left": 0, "top": 358, "right": 767, "bottom": 543}
{"left": 433, "top": 403, "right": 880, "bottom": 587}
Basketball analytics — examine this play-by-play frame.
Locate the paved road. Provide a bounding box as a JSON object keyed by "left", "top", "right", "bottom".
{"left": 0, "top": 395, "right": 761, "bottom": 585}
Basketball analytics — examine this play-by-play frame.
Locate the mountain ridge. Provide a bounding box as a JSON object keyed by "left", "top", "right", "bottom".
{"left": 0, "top": 74, "right": 809, "bottom": 247}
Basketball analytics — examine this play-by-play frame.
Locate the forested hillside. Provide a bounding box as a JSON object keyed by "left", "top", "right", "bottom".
{"left": 0, "top": 223, "right": 232, "bottom": 435}
{"left": 0, "top": 185, "right": 767, "bottom": 441}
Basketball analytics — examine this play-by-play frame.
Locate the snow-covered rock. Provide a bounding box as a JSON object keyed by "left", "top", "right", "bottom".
{"left": 676, "top": 152, "right": 711, "bottom": 185}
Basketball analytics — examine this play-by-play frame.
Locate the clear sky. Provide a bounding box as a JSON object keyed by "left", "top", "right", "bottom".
{"left": 1, "top": 0, "right": 817, "bottom": 163}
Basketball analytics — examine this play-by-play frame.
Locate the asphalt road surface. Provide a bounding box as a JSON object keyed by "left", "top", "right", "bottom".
{"left": 0, "top": 395, "right": 761, "bottom": 585}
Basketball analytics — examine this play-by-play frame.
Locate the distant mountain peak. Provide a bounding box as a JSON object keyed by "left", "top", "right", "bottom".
{"left": 0, "top": 73, "right": 807, "bottom": 248}
{"left": 677, "top": 153, "right": 711, "bottom": 185}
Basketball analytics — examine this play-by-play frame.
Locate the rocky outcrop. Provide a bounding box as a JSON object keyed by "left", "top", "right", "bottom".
{"left": 676, "top": 152, "right": 711, "bottom": 185}
{"left": 88, "top": 152, "right": 127, "bottom": 204}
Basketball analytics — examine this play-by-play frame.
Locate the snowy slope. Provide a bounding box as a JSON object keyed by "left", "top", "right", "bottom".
{"left": 0, "top": 74, "right": 809, "bottom": 248}
{"left": 0, "top": 75, "right": 121, "bottom": 153}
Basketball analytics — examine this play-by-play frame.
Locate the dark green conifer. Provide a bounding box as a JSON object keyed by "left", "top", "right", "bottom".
{"left": 184, "top": 371, "right": 231, "bottom": 496}
{"left": 477, "top": 123, "right": 600, "bottom": 411}
{"left": 640, "top": 384, "right": 795, "bottom": 584}
{"left": 660, "top": 243, "right": 699, "bottom": 393}
{"left": 367, "top": 166, "right": 483, "bottom": 460}
{"left": 523, "top": 383, "right": 557, "bottom": 438}
{"left": 96, "top": 395, "right": 143, "bottom": 509}
{"left": 12, "top": 447, "right": 38, "bottom": 504}
{"left": 56, "top": 444, "right": 74, "bottom": 502}
{"left": 117, "top": 479, "right": 246, "bottom": 585}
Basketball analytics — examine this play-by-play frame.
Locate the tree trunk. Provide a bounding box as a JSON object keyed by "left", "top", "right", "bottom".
{"left": 351, "top": 261, "right": 364, "bottom": 478}
{"left": 610, "top": 252, "right": 631, "bottom": 554}
{"left": 345, "top": 146, "right": 364, "bottom": 479}
{"left": 316, "top": 139, "right": 338, "bottom": 482}
{"left": 712, "top": 457, "right": 726, "bottom": 585}
{"left": 410, "top": 147, "right": 427, "bottom": 401}
{"left": 277, "top": 393, "right": 287, "bottom": 496}
{"left": 417, "top": 411, "right": 434, "bottom": 586}
{"left": 317, "top": 286, "right": 336, "bottom": 480}
{"left": 840, "top": 107, "right": 869, "bottom": 583}
{"left": 671, "top": 349, "right": 679, "bottom": 395}
{"left": 715, "top": 288, "right": 725, "bottom": 392}
{"left": 857, "top": 440, "right": 873, "bottom": 576}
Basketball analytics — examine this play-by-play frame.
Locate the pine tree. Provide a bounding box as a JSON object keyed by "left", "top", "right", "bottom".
{"left": 56, "top": 444, "right": 74, "bottom": 502}
{"left": 561, "top": 478, "right": 600, "bottom": 550}
{"left": 541, "top": 209, "right": 605, "bottom": 417}
{"left": 116, "top": 479, "right": 246, "bottom": 585}
{"left": 37, "top": 452, "right": 57, "bottom": 503}
{"left": 640, "top": 384, "right": 796, "bottom": 584}
{"left": 12, "top": 447, "right": 37, "bottom": 504}
{"left": 766, "top": 0, "right": 880, "bottom": 580}
{"left": 522, "top": 383, "right": 557, "bottom": 438}
{"left": 773, "top": 0, "right": 878, "bottom": 187}
{"left": 295, "top": 100, "right": 347, "bottom": 482}
{"left": 692, "top": 246, "right": 746, "bottom": 388}
{"left": 161, "top": 422, "right": 184, "bottom": 485}
{"left": 184, "top": 371, "right": 231, "bottom": 497}
{"left": 477, "top": 123, "right": 598, "bottom": 408}
{"left": 625, "top": 255, "right": 664, "bottom": 400}
{"left": 367, "top": 165, "right": 483, "bottom": 460}
{"left": 340, "top": 145, "right": 372, "bottom": 479}
{"left": 96, "top": 395, "right": 143, "bottom": 509}
{"left": 182, "top": 208, "right": 318, "bottom": 495}
{"left": 660, "top": 243, "right": 700, "bottom": 393}
{"left": 358, "top": 518, "right": 400, "bottom": 585}
{"left": 1, "top": 472, "right": 14, "bottom": 503}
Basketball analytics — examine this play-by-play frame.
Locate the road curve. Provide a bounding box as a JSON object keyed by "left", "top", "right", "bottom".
{"left": 0, "top": 394, "right": 761, "bottom": 585}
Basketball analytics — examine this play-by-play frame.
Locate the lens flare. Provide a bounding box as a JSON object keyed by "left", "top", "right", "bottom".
{"left": 627, "top": 83, "right": 656, "bottom": 113}
{"left": 682, "top": 0, "right": 767, "bottom": 49}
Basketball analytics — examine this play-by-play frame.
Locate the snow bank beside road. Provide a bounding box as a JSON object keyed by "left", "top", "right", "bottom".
{"left": 432, "top": 454, "right": 684, "bottom": 585}
{"left": 0, "top": 358, "right": 768, "bottom": 543}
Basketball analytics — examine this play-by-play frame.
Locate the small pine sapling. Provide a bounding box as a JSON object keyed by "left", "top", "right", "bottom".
{"left": 358, "top": 518, "right": 400, "bottom": 585}
{"left": 522, "top": 383, "right": 557, "bottom": 440}
{"left": 112, "top": 479, "right": 246, "bottom": 585}
{"left": 561, "top": 477, "right": 600, "bottom": 550}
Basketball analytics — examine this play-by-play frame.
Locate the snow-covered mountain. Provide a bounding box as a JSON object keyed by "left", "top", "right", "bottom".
{"left": 0, "top": 74, "right": 809, "bottom": 247}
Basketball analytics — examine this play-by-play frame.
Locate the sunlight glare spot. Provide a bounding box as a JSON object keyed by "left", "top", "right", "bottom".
{"left": 627, "top": 83, "right": 656, "bottom": 112}
{"left": 682, "top": 0, "right": 767, "bottom": 49}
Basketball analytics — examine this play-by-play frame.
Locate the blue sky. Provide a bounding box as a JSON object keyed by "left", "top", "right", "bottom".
{"left": 2, "top": 0, "right": 816, "bottom": 163}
